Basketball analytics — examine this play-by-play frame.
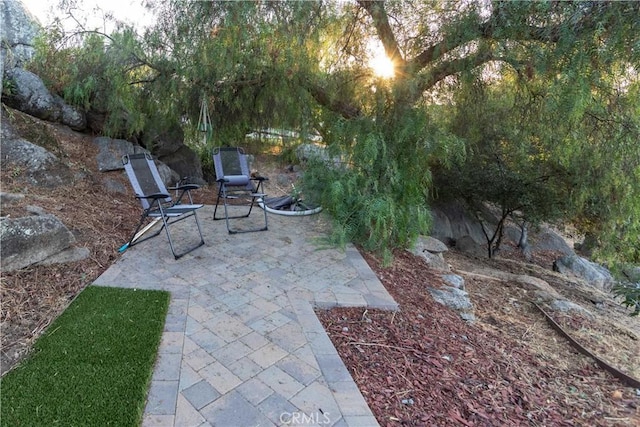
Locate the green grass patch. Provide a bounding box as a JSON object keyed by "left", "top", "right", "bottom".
{"left": 1, "top": 286, "right": 170, "bottom": 426}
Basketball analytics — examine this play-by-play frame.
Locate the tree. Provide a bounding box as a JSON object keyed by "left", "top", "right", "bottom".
{"left": 28, "top": 0, "right": 640, "bottom": 263}
{"left": 434, "top": 77, "right": 579, "bottom": 259}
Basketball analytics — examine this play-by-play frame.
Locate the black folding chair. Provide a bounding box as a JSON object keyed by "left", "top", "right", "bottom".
{"left": 212, "top": 147, "right": 268, "bottom": 233}
{"left": 122, "top": 152, "right": 205, "bottom": 259}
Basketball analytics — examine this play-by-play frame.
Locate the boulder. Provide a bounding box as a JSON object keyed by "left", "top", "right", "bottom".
{"left": 427, "top": 286, "right": 475, "bottom": 322}
{"left": 0, "top": 192, "right": 25, "bottom": 204}
{"left": 3, "top": 68, "right": 58, "bottom": 120}
{"left": 531, "top": 227, "right": 575, "bottom": 256}
{"left": 442, "top": 274, "right": 465, "bottom": 290}
{"left": 3, "top": 68, "right": 86, "bottom": 130}
{"left": 37, "top": 246, "right": 91, "bottom": 267}
{"left": 430, "top": 201, "right": 487, "bottom": 248}
{"left": 413, "top": 250, "right": 450, "bottom": 271}
{"left": 94, "top": 137, "right": 180, "bottom": 186}
{"left": 155, "top": 161, "right": 180, "bottom": 186}
{"left": 550, "top": 299, "right": 594, "bottom": 317}
{"left": 0, "top": 0, "right": 40, "bottom": 73}
{"left": 430, "top": 201, "right": 576, "bottom": 259}
{"left": 409, "top": 236, "right": 450, "bottom": 271}
{"left": 138, "top": 120, "right": 204, "bottom": 183}
{"left": 58, "top": 97, "right": 86, "bottom": 130}
{"left": 143, "top": 122, "right": 184, "bottom": 157}
{"left": 0, "top": 215, "right": 77, "bottom": 271}
{"left": 454, "top": 235, "right": 486, "bottom": 257}
{"left": 415, "top": 235, "right": 448, "bottom": 253}
{"left": 158, "top": 145, "right": 204, "bottom": 184}
{"left": 0, "top": 134, "right": 73, "bottom": 187}
{"left": 553, "top": 254, "right": 614, "bottom": 291}
{"left": 1, "top": 0, "right": 85, "bottom": 131}
{"left": 101, "top": 176, "right": 128, "bottom": 194}
{"left": 94, "top": 137, "right": 142, "bottom": 172}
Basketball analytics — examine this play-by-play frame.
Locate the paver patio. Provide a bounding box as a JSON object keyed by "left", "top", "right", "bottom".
{"left": 93, "top": 205, "right": 398, "bottom": 426}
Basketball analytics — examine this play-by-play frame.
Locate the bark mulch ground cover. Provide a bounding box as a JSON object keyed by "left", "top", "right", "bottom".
{"left": 316, "top": 250, "right": 640, "bottom": 426}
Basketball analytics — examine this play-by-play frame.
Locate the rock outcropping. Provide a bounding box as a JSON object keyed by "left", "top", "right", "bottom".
{"left": 0, "top": 107, "right": 181, "bottom": 273}
{"left": 3, "top": 68, "right": 87, "bottom": 130}
{"left": 0, "top": 213, "right": 87, "bottom": 271}
{"left": 1, "top": 0, "right": 40, "bottom": 75}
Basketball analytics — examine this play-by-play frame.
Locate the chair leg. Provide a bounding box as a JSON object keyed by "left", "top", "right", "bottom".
{"left": 162, "top": 210, "right": 206, "bottom": 259}
{"left": 213, "top": 186, "right": 224, "bottom": 221}
{"left": 221, "top": 185, "right": 234, "bottom": 234}
{"left": 213, "top": 186, "right": 252, "bottom": 221}
{"left": 123, "top": 214, "right": 164, "bottom": 251}
{"left": 212, "top": 183, "right": 268, "bottom": 234}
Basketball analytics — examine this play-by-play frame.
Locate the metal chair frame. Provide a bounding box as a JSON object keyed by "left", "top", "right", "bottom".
{"left": 123, "top": 152, "right": 205, "bottom": 259}
{"left": 212, "top": 147, "right": 268, "bottom": 234}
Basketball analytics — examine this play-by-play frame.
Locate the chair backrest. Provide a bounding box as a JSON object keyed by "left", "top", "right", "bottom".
{"left": 213, "top": 147, "right": 252, "bottom": 188}
{"left": 123, "top": 152, "right": 172, "bottom": 210}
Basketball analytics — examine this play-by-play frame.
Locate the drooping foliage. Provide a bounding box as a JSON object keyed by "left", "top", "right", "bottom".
{"left": 30, "top": 25, "right": 150, "bottom": 137}
{"left": 26, "top": 0, "right": 640, "bottom": 267}
{"left": 301, "top": 84, "right": 441, "bottom": 260}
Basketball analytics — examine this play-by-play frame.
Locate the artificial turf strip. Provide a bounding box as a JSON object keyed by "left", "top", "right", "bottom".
{"left": 0, "top": 286, "right": 170, "bottom": 427}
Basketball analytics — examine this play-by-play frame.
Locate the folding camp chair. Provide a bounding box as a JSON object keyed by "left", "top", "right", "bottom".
{"left": 212, "top": 147, "right": 268, "bottom": 233}
{"left": 122, "top": 152, "right": 205, "bottom": 259}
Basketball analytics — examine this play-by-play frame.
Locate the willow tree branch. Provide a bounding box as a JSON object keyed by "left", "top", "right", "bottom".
{"left": 357, "top": 0, "right": 405, "bottom": 66}
{"left": 303, "top": 78, "right": 362, "bottom": 119}
{"left": 415, "top": 49, "right": 495, "bottom": 95}
{"left": 407, "top": 1, "right": 639, "bottom": 75}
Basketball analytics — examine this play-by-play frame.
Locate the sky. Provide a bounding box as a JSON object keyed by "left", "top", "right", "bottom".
{"left": 20, "top": 0, "right": 154, "bottom": 32}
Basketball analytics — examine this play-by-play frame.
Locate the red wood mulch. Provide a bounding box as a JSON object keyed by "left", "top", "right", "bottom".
{"left": 316, "top": 250, "right": 640, "bottom": 426}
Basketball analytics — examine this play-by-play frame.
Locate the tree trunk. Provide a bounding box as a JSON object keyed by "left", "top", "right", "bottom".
{"left": 518, "top": 221, "right": 532, "bottom": 262}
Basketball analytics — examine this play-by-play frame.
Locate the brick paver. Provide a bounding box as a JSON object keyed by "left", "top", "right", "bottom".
{"left": 93, "top": 205, "right": 398, "bottom": 426}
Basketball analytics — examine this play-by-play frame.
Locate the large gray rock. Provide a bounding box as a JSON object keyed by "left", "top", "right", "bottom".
{"left": 553, "top": 254, "right": 615, "bottom": 291}
{"left": 158, "top": 145, "right": 204, "bottom": 184}
{"left": 37, "top": 246, "right": 91, "bottom": 267}
{"left": 59, "top": 99, "right": 86, "bottom": 130}
{"left": 1, "top": 0, "right": 40, "bottom": 74}
{"left": 409, "top": 235, "right": 450, "bottom": 271}
{"left": 3, "top": 68, "right": 56, "bottom": 119}
{"left": 442, "top": 274, "right": 465, "bottom": 290}
{"left": 454, "top": 235, "right": 486, "bottom": 257}
{"left": 531, "top": 227, "right": 575, "bottom": 256}
{"left": 415, "top": 235, "right": 448, "bottom": 253}
{"left": 94, "top": 137, "right": 179, "bottom": 186}
{"left": 139, "top": 120, "right": 204, "bottom": 183}
{"left": 143, "top": 122, "right": 185, "bottom": 157}
{"left": 430, "top": 201, "right": 487, "bottom": 248}
{"left": 94, "top": 137, "right": 141, "bottom": 172}
{"left": 0, "top": 215, "right": 77, "bottom": 271}
{"left": 3, "top": 68, "right": 86, "bottom": 130}
{"left": 427, "top": 285, "right": 475, "bottom": 322}
{"left": 0, "top": 134, "right": 73, "bottom": 187}
{"left": 550, "top": 299, "right": 593, "bottom": 317}
{"left": 155, "top": 161, "right": 180, "bottom": 187}
{"left": 430, "top": 201, "right": 576, "bottom": 260}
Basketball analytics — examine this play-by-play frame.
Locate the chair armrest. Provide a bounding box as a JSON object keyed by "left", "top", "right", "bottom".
{"left": 137, "top": 193, "right": 170, "bottom": 200}
{"left": 169, "top": 184, "right": 200, "bottom": 191}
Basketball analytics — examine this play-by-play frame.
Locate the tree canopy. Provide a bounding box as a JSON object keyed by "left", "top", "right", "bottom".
{"left": 28, "top": 0, "right": 640, "bottom": 264}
